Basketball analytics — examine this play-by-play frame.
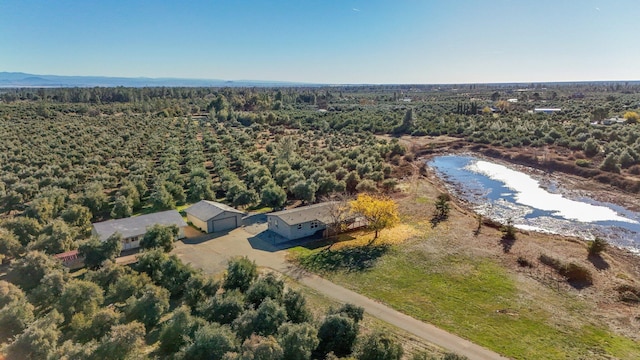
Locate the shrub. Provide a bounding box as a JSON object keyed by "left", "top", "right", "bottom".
{"left": 575, "top": 159, "right": 591, "bottom": 168}
{"left": 500, "top": 218, "right": 516, "bottom": 241}
{"left": 538, "top": 254, "right": 593, "bottom": 285}
{"left": 587, "top": 237, "right": 607, "bottom": 256}
{"left": 356, "top": 332, "right": 403, "bottom": 360}
{"left": 516, "top": 256, "right": 534, "bottom": 268}
{"left": 616, "top": 284, "right": 640, "bottom": 303}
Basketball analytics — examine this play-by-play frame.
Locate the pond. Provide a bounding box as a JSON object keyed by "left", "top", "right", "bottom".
{"left": 427, "top": 155, "right": 640, "bottom": 253}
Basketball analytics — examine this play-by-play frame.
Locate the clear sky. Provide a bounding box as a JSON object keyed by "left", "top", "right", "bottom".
{"left": 1, "top": 0, "right": 638, "bottom": 84}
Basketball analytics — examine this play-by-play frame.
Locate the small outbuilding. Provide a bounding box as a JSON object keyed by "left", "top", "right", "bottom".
{"left": 92, "top": 210, "right": 187, "bottom": 250}
{"left": 184, "top": 200, "right": 244, "bottom": 233}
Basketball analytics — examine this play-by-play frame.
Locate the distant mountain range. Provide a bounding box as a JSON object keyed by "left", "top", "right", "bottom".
{"left": 0, "top": 72, "right": 317, "bottom": 88}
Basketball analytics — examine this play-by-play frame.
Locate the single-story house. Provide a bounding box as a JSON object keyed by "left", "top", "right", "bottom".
{"left": 266, "top": 202, "right": 366, "bottom": 243}
{"left": 92, "top": 210, "right": 187, "bottom": 250}
{"left": 184, "top": 200, "right": 244, "bottom": 233}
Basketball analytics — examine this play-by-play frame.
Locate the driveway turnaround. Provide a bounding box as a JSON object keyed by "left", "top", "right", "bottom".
{"left": 172, "top": 223, "right": 510, "bottom": 360}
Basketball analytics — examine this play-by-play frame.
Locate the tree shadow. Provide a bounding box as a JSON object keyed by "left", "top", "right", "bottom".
{"left": 587, "top": 254, "right": 610, "bottom": 271}
{"left": 568, "top": 278, "right": 594, "bottom": 290}
{"left": 500, "top": 235, "right": 515, "bottom": 253}
{"left": 296, "top": 244, "right": 390, "bottom": 273}
{"left": 430, "top": 214, "right": 447, "bottom": 228}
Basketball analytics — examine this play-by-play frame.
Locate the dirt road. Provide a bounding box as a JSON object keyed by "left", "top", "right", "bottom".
{"left": 172, "top": 222, "right": 510, "bottom": 360}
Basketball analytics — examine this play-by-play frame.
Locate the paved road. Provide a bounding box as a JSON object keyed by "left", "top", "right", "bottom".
{"left": 172, "top": 223, "right": 510, "bottom": 360}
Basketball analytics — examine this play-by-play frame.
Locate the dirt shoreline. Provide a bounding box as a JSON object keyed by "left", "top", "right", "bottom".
{"left": 418, "top": 149, "right": 640, "bottom": 256}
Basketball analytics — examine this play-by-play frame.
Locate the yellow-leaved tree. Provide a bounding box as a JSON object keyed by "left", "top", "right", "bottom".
{"left": 349, "top": 194, "right": 399, "bottom": 241}
{"left": 623, "top": 111, "right": 639, "bottom": 124}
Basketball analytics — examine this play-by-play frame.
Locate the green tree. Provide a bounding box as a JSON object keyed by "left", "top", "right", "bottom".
{"left": 224, "top": 256, "right": 258, "bottom": 292}
{"left": 600, "top": 153, "right": 620, "bottom": 173}
{"left": 0, "top": 297, "right": 35, "bottom": 343}
{"left": 240, "top": 334, "right": 284, "bottom": 360}
{"left": 79, "top": 233, "right": 122, "bottom": 270}
{"left": 433, "top": 193, "right": 451, "bottom": 220}
{"left": 0, "top": 281, "right": 35, "bottom": 342}
{"left": 0, "top": 227, "right": 22, "bottom": 260}
{"left": 283, "top": 289, "right": 312, "bottom": 324}
{"left": 198, "top": 290, "right": 246, "bottom": 325}
{"left": 140, "top": 224, "right": 178, "bottom": 252}
{"left": 110, "top": 195, "right": 133, "bottom": 219}
{"left": 588, "top": 237, "right": 608, "bottom": 256}
{"left": 356, "top": 332, "right": 403, "bottom": 360}
{"left": 331, "top": 303, "right": 364, "bottom": 323}
{"left": 72, "top": 307, "right": 122, "bottom": 343}
{"left": 592, "top": 107, "right": 609, "bottom": 122}
{"left": 9, "top": 250, "right": 64, "bottom": 291}
{"left": 5, "top": 310, "right": 63, "bottom": 360}
{"left": 317, "top": 314, "right": 359, "bottom": 357}
{"left": 291, "top": 179, "right": 318, "bottom": 204}
{"left": 182, "top": 323, "right": 238, "bottom": 360}
{"left": 106, "top": 272, "right": 152, "bottom": 304}
{"left": 124, "top": 284, "right": 170, "bottom": 329}
{"left": 277, "top": 322, "right": 319, "bottom": 360}
{"left": 150, "top": 183, "right": 175, "bottom": 210}
{"left": 92, "top": 321, "right": 146, "bottom": 360}
{"left": 184, "top": 272, "right": 220, "bottom": 308}
{"left": 252, "top": 298, "right": 286, "bottom": 337}
{"left": 245, "top": 273, "right": 284, "bottom": 308}
{"left": 24, "top": 197, "right": 56, "bottom": 223}
{"left": 57, "top": 279, "right": 104, "bottom": 323}
{"left": 2, "top": 217, "right": 42, "bottom": 246}
{"left": 583, "top": 138, "right": 599, "bottom": 157}
{"left": 159, "top": 305, "right": 206, "bottom": 355}
{"left": 32, "top": 219, "right": 76, "bottom": 254}
{"left": 61, "top": 204, "right": 93, "bottom": 231}
{"left": 81, "top": 182, "right": 108, "bottom": 216}
{"left": 260, "top": 182, "right": 287, "bottom": 209}
{"left": 29, "top": 270, "right": 68, "bottom": 310}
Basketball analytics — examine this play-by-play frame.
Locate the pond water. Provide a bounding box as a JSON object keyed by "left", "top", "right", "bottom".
{"left": 427, "top": 155, "right": 640, "bottom": 253}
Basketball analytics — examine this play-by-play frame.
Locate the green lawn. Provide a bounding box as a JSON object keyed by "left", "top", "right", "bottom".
{"left": 289, "top": 245, "right": 640, "bottom": 360}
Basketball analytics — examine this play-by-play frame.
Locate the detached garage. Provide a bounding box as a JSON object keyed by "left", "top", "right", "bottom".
{"left": 184, "top": 200, "right": 244, "bottom": 233}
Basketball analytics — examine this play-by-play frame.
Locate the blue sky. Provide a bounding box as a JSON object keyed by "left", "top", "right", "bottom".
{"left": 1, "top": 0, "right": 638, "bottom": 84}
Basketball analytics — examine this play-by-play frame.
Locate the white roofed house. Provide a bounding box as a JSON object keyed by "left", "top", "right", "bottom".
{"left": 184, "top": 200, "right": 245, "bottom": 233}
{"left": 91, "top": 210, "right": 187, "bottom": 250}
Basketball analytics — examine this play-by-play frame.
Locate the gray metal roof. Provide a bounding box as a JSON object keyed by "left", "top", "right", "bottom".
{"left": 92, "top": 210, "right": 187, "bottom": 241}
{"left": 267, "top": 202, "right": 337, "bottom": 226}
{"left": 184, "top": 200, "right": 244, "bottom": 221}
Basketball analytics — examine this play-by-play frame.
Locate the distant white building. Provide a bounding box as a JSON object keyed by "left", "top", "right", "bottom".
{"left": 533, "top": 108, "right": 562, "bottom": 114}
{"left": 602, "top": 117, "right": 625, "bottom": 125}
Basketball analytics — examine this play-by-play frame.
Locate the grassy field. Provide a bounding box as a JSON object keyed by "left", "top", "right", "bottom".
{"left": 289, "top": 213, "right": 640, "bottom": 359}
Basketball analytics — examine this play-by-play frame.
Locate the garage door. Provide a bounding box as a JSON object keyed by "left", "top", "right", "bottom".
{"left": 211, "top": 216, "right": 237, "bottom": 232}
